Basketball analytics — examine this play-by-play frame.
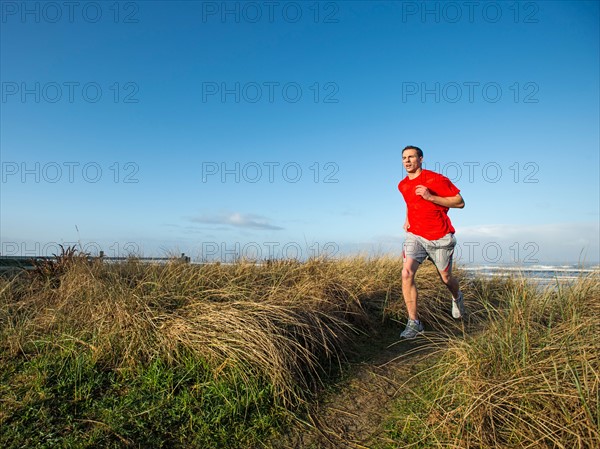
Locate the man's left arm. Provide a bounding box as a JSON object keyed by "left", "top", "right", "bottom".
{"left": 415, "top": 185, "right": 465, "bottom": 208}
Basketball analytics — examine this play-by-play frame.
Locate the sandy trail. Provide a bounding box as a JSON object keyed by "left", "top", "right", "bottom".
{"left": 272, "top": 322, "right": 437, "bottom": 449}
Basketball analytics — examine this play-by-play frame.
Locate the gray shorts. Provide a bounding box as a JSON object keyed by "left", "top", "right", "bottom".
{"left": 403, "top": 232, "right": 456, "bottom": 273}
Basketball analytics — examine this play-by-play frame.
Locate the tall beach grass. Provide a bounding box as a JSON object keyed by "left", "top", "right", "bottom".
{"left": 383, "top": 272, "right": 599, "bottom": 448}
{"left": 0, "top": 252, "right": 456, "bottom": 447}
{"left": 1, "top": 250, "right": 597, "bottom": 448}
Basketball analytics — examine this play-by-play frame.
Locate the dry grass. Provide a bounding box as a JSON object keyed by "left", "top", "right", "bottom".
{"left": 387, "top": 273, "right": 600, "bottom": 449}
{"left": 0, "top": 254, "right": 463, "bottom": 406}
{"left": 3, "top": 251, "right": 596, "bottom": 448}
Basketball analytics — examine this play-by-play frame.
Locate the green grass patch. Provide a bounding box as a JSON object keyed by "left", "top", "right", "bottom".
{"left": 1, "top": 344, "right": 290, "bottom": 448}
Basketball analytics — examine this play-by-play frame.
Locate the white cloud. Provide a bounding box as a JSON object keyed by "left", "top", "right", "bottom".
{"left": 459, "top": 222, "right": 599, "bottom": 242}
{"left": 187, "top": 212, "right": 284, "bottom": 231}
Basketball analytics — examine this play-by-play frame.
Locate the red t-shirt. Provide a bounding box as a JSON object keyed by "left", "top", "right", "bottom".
{"left": 398, "top": 169, "right": 460, "bottom": 241}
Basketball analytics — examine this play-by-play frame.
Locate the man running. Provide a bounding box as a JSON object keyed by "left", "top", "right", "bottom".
{"left": 398, "top": 145, "right": 465, "bottom": 339}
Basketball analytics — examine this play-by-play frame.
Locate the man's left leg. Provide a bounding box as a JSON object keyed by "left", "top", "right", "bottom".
{"left": 429, "top": 233, "right": 465, "bottom": 319}
{"left": 439, "top": 269, "right": 460, "bottom": 298}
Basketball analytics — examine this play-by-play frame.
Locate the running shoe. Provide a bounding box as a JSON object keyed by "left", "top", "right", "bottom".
{"left": 452, "top": 292, "right": 465, "bottom": 319}
{"left": 400, "top": 319, "right": 424, "bottom": 339}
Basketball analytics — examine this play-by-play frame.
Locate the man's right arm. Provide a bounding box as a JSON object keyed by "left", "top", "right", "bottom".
{"left": 403, "top": 212, "right": 410, "bottom": 232}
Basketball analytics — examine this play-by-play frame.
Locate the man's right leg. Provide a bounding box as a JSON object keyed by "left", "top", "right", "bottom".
{"left": 402, "top": 257, "right": 421, "bottom": 320}
{"left": 401, "top": 234, "right": 428, "bottom": 338}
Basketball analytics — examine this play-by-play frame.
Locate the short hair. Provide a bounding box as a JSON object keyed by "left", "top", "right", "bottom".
{"left": 402, "top": 145, "right": 423, "bottom": 158}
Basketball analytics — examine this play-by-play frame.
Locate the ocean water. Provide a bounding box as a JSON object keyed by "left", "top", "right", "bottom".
{"left": 461, "top": 264, "right": 600, "bottom": 287}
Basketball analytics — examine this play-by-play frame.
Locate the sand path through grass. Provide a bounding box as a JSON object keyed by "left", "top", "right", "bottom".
{"left": 272, "top": 321, "right": 439, "bottom": 449}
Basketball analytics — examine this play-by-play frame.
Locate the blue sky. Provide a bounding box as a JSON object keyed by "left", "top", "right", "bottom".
{"left": 1, "top": 0, "right": 599, "bottom": 264}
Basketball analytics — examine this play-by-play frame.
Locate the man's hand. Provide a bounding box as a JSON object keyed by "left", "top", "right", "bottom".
{"left": 415, "top": 185, "right": 465, "bottom": 208}
{"left": 415, "top": 185, "right": 433, "bottom": 201}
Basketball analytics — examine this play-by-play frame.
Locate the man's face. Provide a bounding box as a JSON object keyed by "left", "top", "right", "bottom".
{"left": 402, "top": 149, "right": 423, "bottom": 173}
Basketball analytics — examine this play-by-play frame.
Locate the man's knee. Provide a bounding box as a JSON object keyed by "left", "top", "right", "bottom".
{"left": 439, "top": 271, "right": 453, "bottom": 284}
{"left": 402, "top": 266, "right": 417, "bottom": 281}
